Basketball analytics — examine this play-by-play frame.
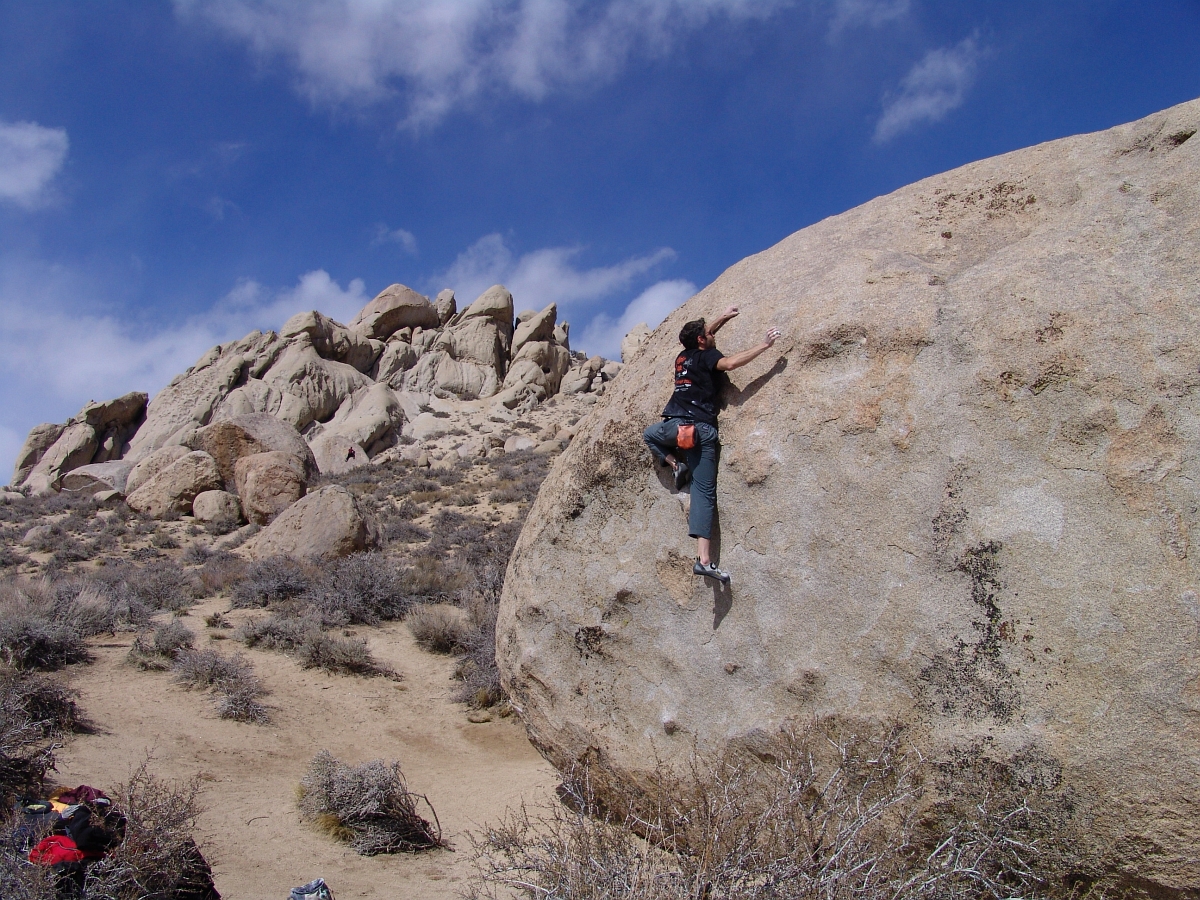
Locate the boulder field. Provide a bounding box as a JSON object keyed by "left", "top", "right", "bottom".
{"left": 9, "top": 285, "right": 632, "bottom": 557}
{"left": 498, "top": 99, "right": 1200, "bottom": 893}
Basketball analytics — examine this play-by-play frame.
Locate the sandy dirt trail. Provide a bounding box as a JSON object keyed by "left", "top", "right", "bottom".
{"left": 54, "top": 595, "right": 559, "bottom": 899}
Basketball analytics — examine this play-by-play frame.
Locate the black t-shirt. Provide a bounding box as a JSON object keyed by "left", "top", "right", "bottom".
{"left": 661, "top": 347, "right": 724, "bottom": 426}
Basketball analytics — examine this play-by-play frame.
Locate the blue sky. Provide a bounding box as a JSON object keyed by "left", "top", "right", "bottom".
{"left": 1, "top": 0, "right": 1197, "bottom": 481}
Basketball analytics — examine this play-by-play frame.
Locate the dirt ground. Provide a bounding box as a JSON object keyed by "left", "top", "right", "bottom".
{"left": 54, "top": 594, "right": 560, "bottom": 900}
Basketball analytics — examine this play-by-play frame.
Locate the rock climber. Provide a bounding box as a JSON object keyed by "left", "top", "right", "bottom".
{"left": 643, "top": 307, "right": 781, "bottom": 584}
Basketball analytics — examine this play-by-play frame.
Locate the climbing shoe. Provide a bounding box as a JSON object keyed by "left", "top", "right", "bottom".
{"left": 673, "top": 461, "right": 691, "bottom": 490}
{"left": 693, "top": 559, "right": 731, "bottom": 585}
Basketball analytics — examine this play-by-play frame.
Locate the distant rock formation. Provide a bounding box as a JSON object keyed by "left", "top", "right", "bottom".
{"left": 10, "top": 284, "right": 626, "bottom": 550}
{"left": 498, "top": 98, "right": 1200, "bottom": 894}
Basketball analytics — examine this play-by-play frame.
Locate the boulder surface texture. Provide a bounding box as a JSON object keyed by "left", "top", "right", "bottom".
{"left": 498, "top": 99, "right": 1200, "bottom": 894}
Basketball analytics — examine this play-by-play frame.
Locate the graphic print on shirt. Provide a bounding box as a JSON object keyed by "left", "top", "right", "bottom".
{"left": 673, "top": 353, "right": 693, "bottom": 392}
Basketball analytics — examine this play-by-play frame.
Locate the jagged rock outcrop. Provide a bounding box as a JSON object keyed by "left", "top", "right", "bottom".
{"left": 498, "top": 99, "right": 1200, "bottom": 894}
{"left": 15, "top": 392, "right": 147, "bottom": 493}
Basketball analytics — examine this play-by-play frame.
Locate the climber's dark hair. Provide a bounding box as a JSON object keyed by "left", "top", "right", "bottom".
{"left": 679, "top": 319, "right": 707, "bottom": 350}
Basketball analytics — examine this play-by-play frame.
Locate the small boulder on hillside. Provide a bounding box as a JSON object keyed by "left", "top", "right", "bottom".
{"left": 126, "top": 450, "right": 222, "bottom": 517}
{"left": 234, "top": 451, "right": 307, "bottom": 525}
{"left": 59, "top": 461, "right": 134, "bottom": 495}
{"left": 245, "top": 485, "right": 383, "bottom": 560}
{"left": 192, "top": 490, "right": 243, "bottom": 529}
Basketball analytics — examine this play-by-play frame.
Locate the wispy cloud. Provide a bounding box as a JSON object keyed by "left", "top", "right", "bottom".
{"left": 0, "top": 120, "right": 69, "bottom": 208}
{"left": 175, "top": 0, "right": 792, "bottom": 127}
{"left": 435, "top": 233, "right": 674, "bottom": 317}
{"left": 874, "top": 35, "right": 982, "bottom": 142}
{"left": 828, "top": 0, "right": 910, "bottom": 36}
{"left": 371, "top": 223, "right": 418, "bottom": 255}
{"left": 0, "top": 257, "right": 368, "bottom": 482}
{"left": 578, "top": 278, "right": 694, "bottom": 359}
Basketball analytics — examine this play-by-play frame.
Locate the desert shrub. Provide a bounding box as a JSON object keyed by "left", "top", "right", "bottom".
{"left": 0, "top": 544, "right": 27, "bottom": 570}
{"left": 55, "top": 572, "right": 154, "bottom": 634}
{"left": 150, "top": 530, "right": 179, "bottom": 550}
{"left": 123, "top": 560, "right": 200, "bottom": 612}
{"left": 391, "top": 498, "right": 421, "bottom": 520}
{"left": 0, "top": 579, "right": 91, "bottom": 670}
{"left": 229, "top": 555, "right": 312, "bottom": 609}
{"left": 172, "top": 649, "right": 268, "bottom": 724}
{"left": 236, "top": 613, "right": 320, "bottom": 652}
{"left": 467, "top": 722, "right": 1078, "bottom": 900}
{"left": 297, "top": 632, "right": 393, "bottom": 678}
{"left": 407, "top": 604, "right": 467, "bottom": 654}
{"left": 385, "top": 520, "right": 431, "bottom": 544}
{"left": 180, "top": 541, "right": 211, "bottom": 566}
{"left": 298, "top": 750, "right": 443, "bottom": 855}
{"left": 128, "top": 619, "right": 195, "bottom": 671}
{"left": 80, "top": 762, "right": 220, "bottom": 899}
{"left": 196, "top": 550, "right": 246, "bottom": 597}
{"left": 308, "top": 552, "right": 407, "bottom": 625}
{"left": 0, "top": 668, "right": 83, "bottom": 805}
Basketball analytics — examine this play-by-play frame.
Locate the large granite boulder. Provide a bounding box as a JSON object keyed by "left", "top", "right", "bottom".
{"left": 312, "top": 383, "right": 403, "bottom": 454}
{"left": 348, "top": 283, "right": 440, "bottom": 341}
{"left": 126, "top": 450, "right": 222, "bottom": 516}
{"left": 186, "top": 413, "right": 317, "bottom": 487}
{"left": 233, "top": 451, "right": 307, "bottom": 525}
{"left": 511, "top": 303, "right": 558, "bottom": 357}
{"left": 245, "top": 485, "right": 383, "bottom": 559}
{"left": 125, "top": 445, "right": 190, "bottom": 497}
{"left": 259, "top": 335, "right": 373, "bottom": 427}
{"left": 498, "top": 99, "right": 1200, "bottom": 894}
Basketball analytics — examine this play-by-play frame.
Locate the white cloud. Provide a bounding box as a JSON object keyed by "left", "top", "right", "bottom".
{"left": 0, "top": 258, "right": 368, "bottom": 483}
{"left": 175, "top": 0, "right": 791, "bottom": 127}
{"left": 577, "top": 278, "right": 694, "bottom": 359}
{"left": 829, "top": 0, "right": 909, "bottom": 35}
{"left": 434, "top": 233, "right": 674, "bottom": 318}
{"left": 874, "top": 35, "right": 982, "bottom": 142}
{"left": 0, "top": 120, "right": 69, "bottom": 208}
{"left": 371, "top": 223, "right": 418, "bottom": 255}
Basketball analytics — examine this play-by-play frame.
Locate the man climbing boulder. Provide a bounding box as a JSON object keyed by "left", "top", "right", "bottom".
{"left": 643, "top": 307, "right": 781, "bottom": 584}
